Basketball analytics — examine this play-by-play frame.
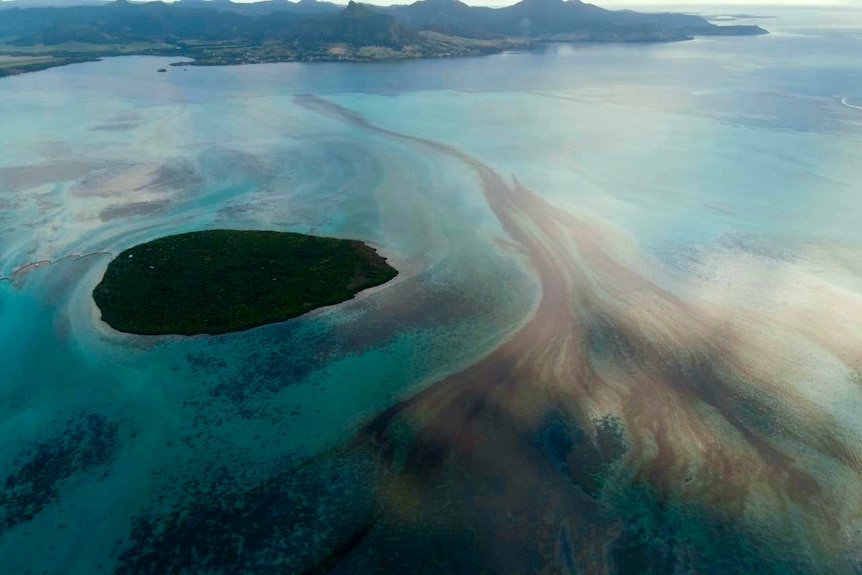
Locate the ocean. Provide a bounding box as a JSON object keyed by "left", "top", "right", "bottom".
{"left": 1, "top": 5, "right": 861, "bottom": 573}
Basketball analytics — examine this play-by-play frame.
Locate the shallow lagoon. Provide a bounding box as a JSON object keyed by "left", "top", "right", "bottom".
{"left": 2, "top": 7, "right": 862, "bottom": 574}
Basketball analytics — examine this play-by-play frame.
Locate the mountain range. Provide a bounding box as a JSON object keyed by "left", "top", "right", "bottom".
{"left": 0, "top": 0, "right": 768, "bottom": 76}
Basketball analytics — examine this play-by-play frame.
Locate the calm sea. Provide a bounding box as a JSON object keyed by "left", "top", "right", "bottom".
{"left": 1, "top": 5, "right": 861, "bottom": 573}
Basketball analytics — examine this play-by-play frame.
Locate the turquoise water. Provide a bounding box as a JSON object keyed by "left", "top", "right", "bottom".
{"left": 2, "top": 6, "right": 862, "bottom": 574}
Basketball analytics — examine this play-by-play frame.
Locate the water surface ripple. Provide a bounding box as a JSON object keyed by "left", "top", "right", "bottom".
{"left": 3, "top": 9, "right": 862, "bottom": 573}
{"left": 112, "top": 95, "right": 862, "bottom": 574}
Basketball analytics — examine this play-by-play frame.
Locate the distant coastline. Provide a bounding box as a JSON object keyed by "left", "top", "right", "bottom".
{"left": 0, "top": 0, "right": 767, "bottom": 78}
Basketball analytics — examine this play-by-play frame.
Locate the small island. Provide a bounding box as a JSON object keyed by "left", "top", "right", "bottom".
{"left": 93, "top": 229, "right": 397, "bottom": 335}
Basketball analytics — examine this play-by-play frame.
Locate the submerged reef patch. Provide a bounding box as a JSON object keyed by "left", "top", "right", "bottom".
{"left": 0, "top": 413, "right": 119, "bottom": 534}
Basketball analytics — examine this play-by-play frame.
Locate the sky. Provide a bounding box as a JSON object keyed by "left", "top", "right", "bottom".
{"left": 194, "top": 0, "right": 847, "bottom": 4}
{"left": 212, "top": 0, "right": 851, "bottom": 4}
{"left": 590, "top": 0, "right": 850, "bottom": 5}
{"left": 0, "top": 0, "right": 852, "bottom": 8}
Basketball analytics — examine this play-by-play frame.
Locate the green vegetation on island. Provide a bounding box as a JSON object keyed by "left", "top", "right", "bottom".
{"left": 92, "top": 229, "right": 398, "bottom": 336}
{"left": 0, "top": 0, "right": 768, "bottom": 77}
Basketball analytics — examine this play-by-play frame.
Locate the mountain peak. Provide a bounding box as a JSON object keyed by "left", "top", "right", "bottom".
{"left": 343, "top": 1, "right": 373, "bottom": 17}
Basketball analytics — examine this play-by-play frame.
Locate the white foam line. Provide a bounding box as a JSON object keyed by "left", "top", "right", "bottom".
{"left": 0, "top": 252, "right": 112, "bottom": 284}
{"left": 841, "top": 97, "right": 862, "bottom": 111}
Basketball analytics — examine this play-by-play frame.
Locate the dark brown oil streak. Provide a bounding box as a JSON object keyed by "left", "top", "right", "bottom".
{"left": 295, "top": 94, "right": 842, "bottom": 571}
